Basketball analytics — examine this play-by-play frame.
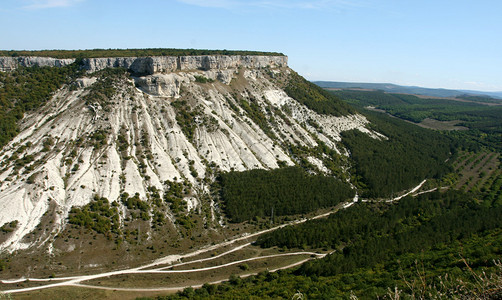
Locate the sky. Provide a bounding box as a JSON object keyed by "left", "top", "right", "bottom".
{"left": 1, "top": 0, "right": 501, "bottom": 92}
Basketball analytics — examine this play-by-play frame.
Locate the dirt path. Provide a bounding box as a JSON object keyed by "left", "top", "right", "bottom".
{"left": 1, "top": 250, "right": 325, "bottom": 294}
{"left": 0, "top": 180, "right": 429, "bottom": 295}
{"left": 0, "top": 204, "right": 344, "bottom": 294}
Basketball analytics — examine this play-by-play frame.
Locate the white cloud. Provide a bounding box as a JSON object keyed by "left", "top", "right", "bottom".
{"left": 23, "top": 0, "right": 84, "bottom": 9}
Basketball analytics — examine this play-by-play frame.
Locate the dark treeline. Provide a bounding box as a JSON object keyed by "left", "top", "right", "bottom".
{"left": 0, "top": 64, "right": 81, "bottom": 149}
{"left": 456, "top": 93, "right": 502, "bottom": 104}
{"left": 0, "top": 48, "right": 284, "bottom": 58}
{"left": 219, "top": 166, "right": 354, "bottom": 222}
{"left": 332, "top": 89, "right": 409, "bottom": 107}
{"left": 341, "top": 111, "right": 455, "bottom": 198}
{"left": 284, "top": 71, "right": 355, "bottom": 117}
{"left": 255, "top": 190, "right": 502, "bottom": 277}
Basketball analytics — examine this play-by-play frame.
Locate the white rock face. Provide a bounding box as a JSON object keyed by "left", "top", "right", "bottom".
{"left": 0, "top": 57, "right": 18, "bottom": 71}
{"left": 0, "top": 55, "right": 287, "bottom": 74}
{"left": 133, "top": 73, "right": 189, "bottom": 97}
{"left": 81, "top": 55, "right": 288, "bottom": 74}
{"left": 0, "top": 56, "right": 75, "bottom": 71}
{"left": 80, "top": 56, "right": 178, "bottom": 74}
{"left": 0, "top": 56, "right": 379, "bottom": 252}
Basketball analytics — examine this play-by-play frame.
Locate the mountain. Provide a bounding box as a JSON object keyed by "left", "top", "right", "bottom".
{"left": 0, "top": 54, "right": 378, "bottom": 263}
{"left": 2, "top": 52, "right": 497, "bottom": 300}
{"left": 313, "top": 81, "right": 502, "bottom": 100}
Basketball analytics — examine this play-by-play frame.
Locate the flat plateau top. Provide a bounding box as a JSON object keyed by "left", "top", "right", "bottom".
{"left": 0, "top": 48, "right": 285, "bottom": 59}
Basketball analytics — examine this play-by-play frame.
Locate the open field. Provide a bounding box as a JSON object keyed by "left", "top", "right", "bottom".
{"left": 416, "top": 118, "right": 468, "bottom": 131}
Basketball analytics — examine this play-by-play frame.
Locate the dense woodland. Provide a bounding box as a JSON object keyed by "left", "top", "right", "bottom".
{"left": 258, "top": 190, "right": 501, "bottom": 275}
{"left": 154, "top": 190, "right": 501, "bottom": 299}
{"left": 341, "top": 111, "right": 455, "bottom": 197}
{"left": 0, "top": 48, "right": 284, "bottom": 58}
{"left": 68, "top": 195, "right": 121, "bottom": 237}
{"left": 219, "top": 167, "right": 354, "bottom": 222}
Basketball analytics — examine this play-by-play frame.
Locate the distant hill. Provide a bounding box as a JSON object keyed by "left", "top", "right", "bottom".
{"left": 313, "top": 81, "right": 502, "bottom": 100}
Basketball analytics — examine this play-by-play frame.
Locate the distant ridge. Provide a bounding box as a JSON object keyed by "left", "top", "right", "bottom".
{"left": 313, "top": 81, "right": 502, "bottom": 100}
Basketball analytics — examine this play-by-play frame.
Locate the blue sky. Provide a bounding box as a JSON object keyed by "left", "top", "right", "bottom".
{"left": 1, "top": 0, "right": 501, "bottom": 91}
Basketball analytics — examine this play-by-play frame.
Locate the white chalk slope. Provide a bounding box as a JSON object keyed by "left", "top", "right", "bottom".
{"left": 0, "top": 62, "right": 379, "bottom": 251}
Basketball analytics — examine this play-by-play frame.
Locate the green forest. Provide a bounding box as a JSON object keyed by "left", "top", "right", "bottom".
{"left": 141, "top": 82, "right": 501, "bottom": 300}
{"left": 0, "top": 48, "right": 284, "bottom": 58}
{"left": 150, "top": 190, "right": 501, "bottom": 299}
{"left": 341, "top": 111, "right": 455, "bottom": 197}
{"left": 258, "top": 190, "right": 501, "bottom": 274}
{"left": 219, "top": 167, "right": 354, "bottom": 222}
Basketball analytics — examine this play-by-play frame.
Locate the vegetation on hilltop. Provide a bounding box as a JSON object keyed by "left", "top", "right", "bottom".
{"left": 456, "top": 93, "right": 502, "bottom": 104}
{"left": 315, "top": 80, "right": 502, "bottom": 100}
{"left": 0, "top": 48, "right": 285, "bottom": 58}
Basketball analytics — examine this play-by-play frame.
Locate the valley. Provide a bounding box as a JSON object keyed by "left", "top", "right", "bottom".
{"left": 0, "top": 50, "right": 500, "bottom": 299}
{"left": 2, "top": 179, "right": 430, "bottom": 298}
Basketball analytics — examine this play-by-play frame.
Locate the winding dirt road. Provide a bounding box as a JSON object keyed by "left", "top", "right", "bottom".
{"left": 0, "top": 180, "right": 429, "bottom": 295}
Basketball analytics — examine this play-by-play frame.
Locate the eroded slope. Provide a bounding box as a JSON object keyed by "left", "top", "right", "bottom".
{"left": 0, "top": 60, "right": 378, "bottom": 257}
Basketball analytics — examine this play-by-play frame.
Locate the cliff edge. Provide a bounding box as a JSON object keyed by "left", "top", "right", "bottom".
{"left": 0, "top": 55, "right": 288, "bottom": 74}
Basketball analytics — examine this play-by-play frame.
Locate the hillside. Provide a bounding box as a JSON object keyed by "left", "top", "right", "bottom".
{"left": 0, "top": 53, "right": 484, "bottom": 299}
{"left": 314, "top": 80, "right": 502, "bottom": 100}
{"left": 0, "top": 54, "right": 379, "bottom": 274}
{"left": 330, "top": 89, "right": 502, "bottom": 152}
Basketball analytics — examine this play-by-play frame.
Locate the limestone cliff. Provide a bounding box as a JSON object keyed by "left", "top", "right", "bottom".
{"left": 80, "top": 55, "right": 288, "bottom": 74}
{"left": 0, "top": 56, "right": 75, "bottom": 71}
{"left": 0, "top": 55, "right": 287, "bottom": 74}
{"left": 0, "top": 54, "right": 380, "bottom": 254}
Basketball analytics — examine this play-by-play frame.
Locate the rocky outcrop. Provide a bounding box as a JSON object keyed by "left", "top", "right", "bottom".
{"left": 80, "top": 56, "right": 178, "bottom": 74}
{"left": 0, "top": 55, "right": 287, "bottom": 74}
{"left": 0, "top": 57, "right": 17, "bottom": 71}
{"left": 81, "top": 55, "right": 287, "bottom": 74}
{"left": 0, "top": 56, "right": 75, "bottom": 71}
